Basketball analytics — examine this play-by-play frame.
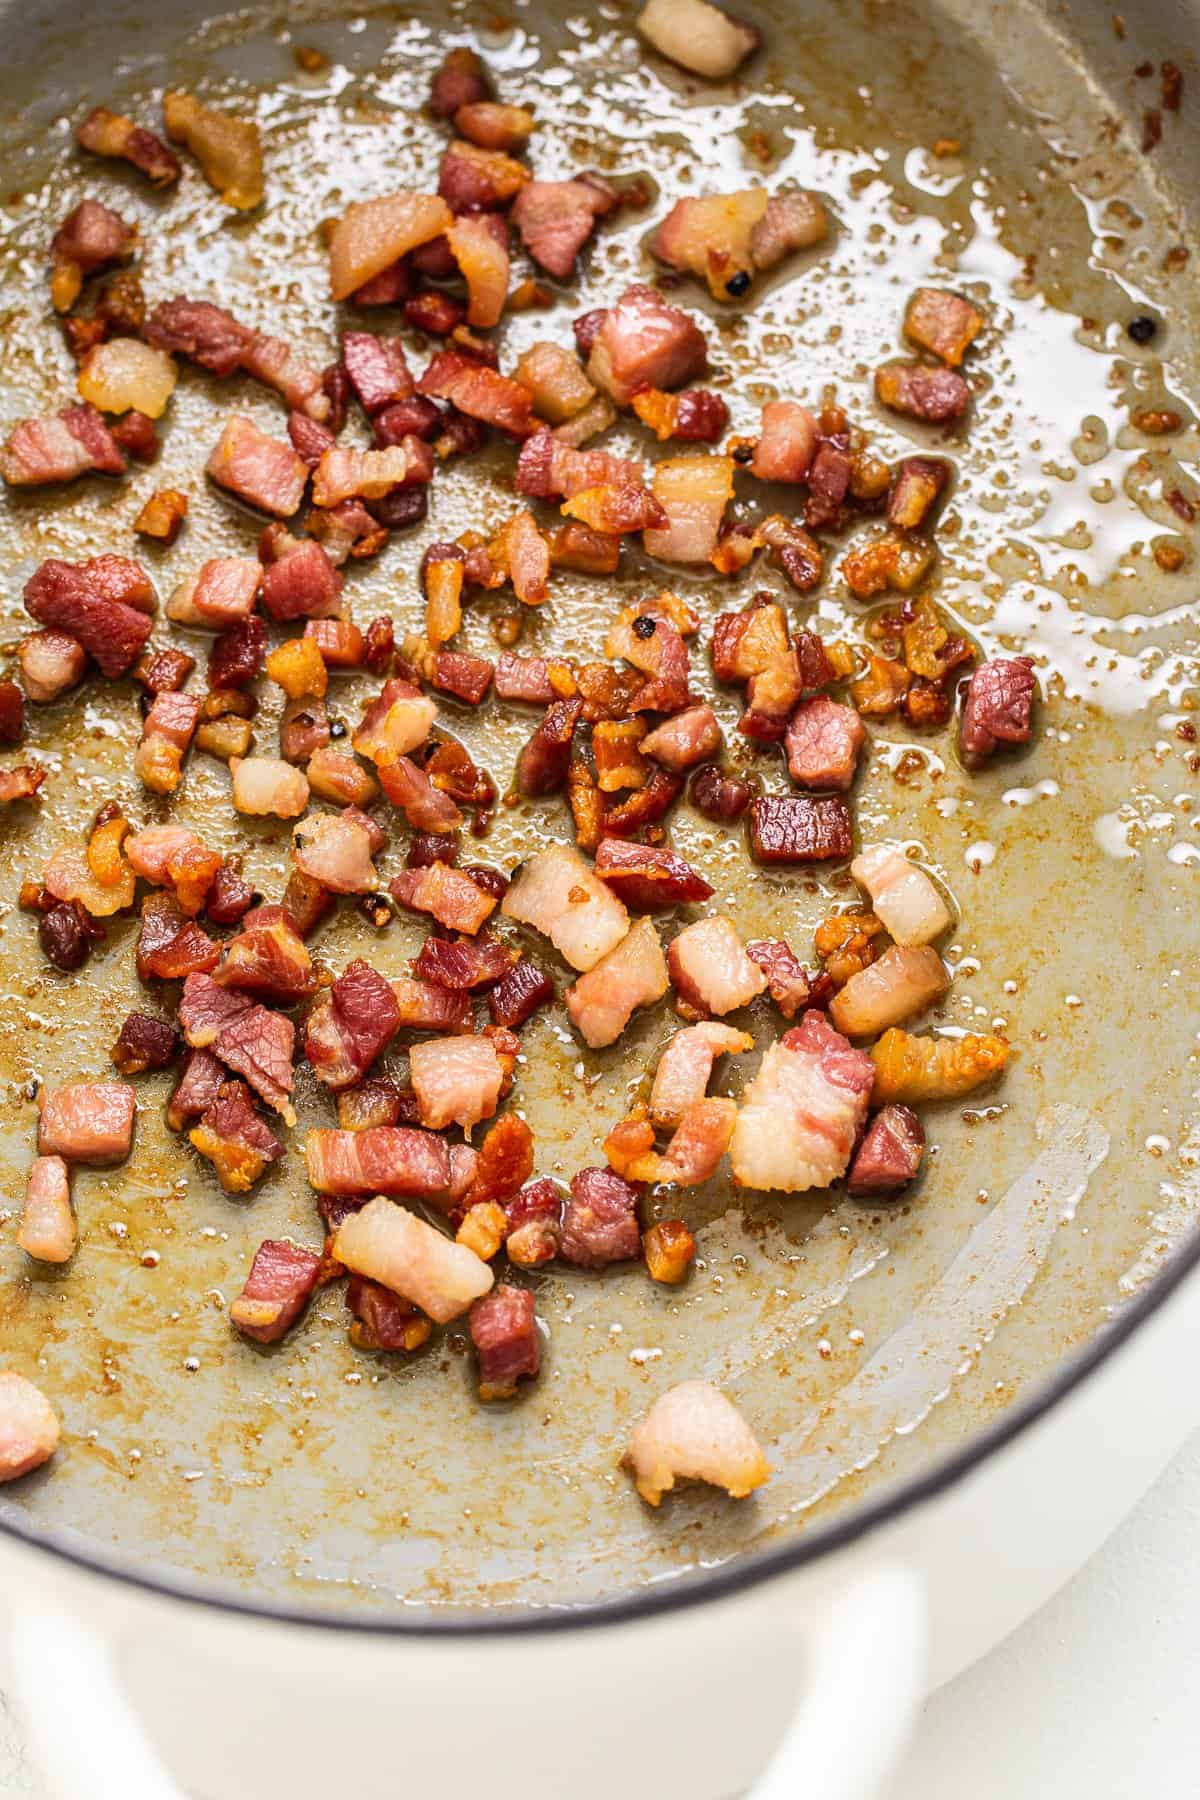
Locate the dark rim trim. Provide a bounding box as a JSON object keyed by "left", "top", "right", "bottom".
{"left": 4, "top": 1223, "right": 1200, "bottom": 1635}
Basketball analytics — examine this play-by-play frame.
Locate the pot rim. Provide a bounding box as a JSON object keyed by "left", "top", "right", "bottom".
{"left": 4, "top": 1222, "right": 1198, "bottom": 1635}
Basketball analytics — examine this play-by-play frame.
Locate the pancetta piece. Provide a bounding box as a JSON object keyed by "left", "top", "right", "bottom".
{"left": 409, "top": 1035, "right": 506, "bottom": 1133}
{"left": 624, "top": 1381, "right": 768, "bottom": 1507}
{"left": 593, "top": 839, "right": 713, "bottom": 911}
{"left": 959, "top": 656, "right": 1037, "bottom": 767}
{"left": 501, "top": 844, "right": 630, "bottom": 971}
{"left": 559, "top": 1166, "right": 641, "bottom": 1268}
{"left": 207, "top": 415, "right": 308, "bottom": 516}
{"left": 667, "top": 916, "right": 767, "bottom": 1017}
{"left": 304, "top": 961, "right": 401, "bottom": 1089}
{"left": 649, "top": 1021, "right": 753, "bottom": 1129}
{"left": 729, "top": 1010, "right": 873, "bottom": 1192}
{"left": 565, "top": 917, "right": 669, "bottom": 1048}
{"left": 23, "top": 558, "right": 153, "bottom": 677}
{"left": 305, "top": 1127, "right": 451, "bottom": 1199}
{"left": 291, "top": 810, "right": 380, "bottom": 894}
{"left": 470, "top": 1285, "right": 541, "bottom": 1400}
{"left": 390, "top": 862, "right": 499, "bottom": 935}
{"left": 38, "top": 1081, "right": 136, "bottom": 1164}
{"left": 511, "top": 176, "right": 617, "bottom": 278}
{"left": 230, "top": 1239, "right": 322, "bottom": 1342}
{"left": 17, "top": 1156, "right": 76, "bottom": 1263}
{"left": 846, "top": 1104, "right": 925, "bottom": 1197}
{"left": 0, "top": 1374, "right": 61, "bottom": 1484}
{"left": 849, "top": 843, "right": 951, "bottom": 945}
{"left": 586, "top": 283, "right": 708, "bottom": 404}
{"left": 334, "top": 1198, "right": 493, "bottom": 1323}
{"left": 784, "top": 696, "right": 866, "bottom": 791}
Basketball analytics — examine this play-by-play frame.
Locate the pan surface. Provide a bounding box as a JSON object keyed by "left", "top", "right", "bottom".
{"left": 0, "top": 0, "right": 1197, "bottom": 1616}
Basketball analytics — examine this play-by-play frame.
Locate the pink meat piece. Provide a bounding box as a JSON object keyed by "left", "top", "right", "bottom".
{"left": 413, "top": 936, "right": 516, "bottom": 991}
{"left": 191, "top": 556, "right": 264, "bottom": 626}
{"left": 52, "top": 198, "right": 134, "bottom": 273}
{"left": 191, "top": 1080, "right": 285, "bottom": 1191}
{"left": 514, "top": 425, "right": 643, "bottom": 500}
{"left": 137, "top": 895, "right": 221, "bottom": 983}
{"left": 805, "top": 440, "right": 851, "bottom": 525}
{"left": 487, "top": 958, "right": 555, "bottom": 1029}
{"left": 391, "top": 977, "right": 472, "bottom": 1032}
{"left": 745, "top": 939, "right": 812, "bottom": 1019}
{"left": 640, "top": 704, "right": 723, "bottom": 771}
{"left": 511, "top": 176, "right": 617, "bottom": 279}
{"left": 667, "top": 916, "right": 767, "bottom": 1017}
{"left": 145, "top": 298, "right": 254, "bottom": 376}
{"left": 304, "top": 960, "right": 401, "bottom": 1090}
{"left": 751, "top": 401, "right": 817, "bottom": 483}
{"left": 0, "top": 766, "right": 44, "bottom": 804}
{"left": 431, "top": 650, "right": 493, "bottom": 707}
{"left": 342, "top": 332, "right": 415, "bottom": 415}
{"left": 586, "top": 283, "right": 708, "bottom": 405}
{"left": 959, "top": 656, "right": 1037, "bottom": 767}
{"left": 213, "top": 1005, "right": 296, "bottom": 1117}
{"left": 23, "top": 559, "right": 152, "bottom": 677}
{"left": 784, "top": 696, "right": 867, "bottom": 791}
{"left": 231, "top": 1239, "right": 322, "bottom": 1342}
{"left": 305, "top": 1126, "right": 452, "bottom": 1198}
{"left": 494, "top": 652, "right": 560, "bottom": 703}
{"left": 730, "top": 1009, "right": 874, "bottom": 1193}
{"left": 18, "top": 629, "right": 89, "bottom": 703}
{"left": 504, "top": 1178, "right": 563, "bottom": 1266}
{"left": 593, "top": 839, "right": 713, "bottom": 912}
{"left": 846, "top": 1104, "right": 925, "bottom": 1197}
{"left": 260, "top": 540, "right": 343, "bottom": 621}
{"left": 81, "top": 553, "right": 156, "bottom": 612}
{"left": 289, "top": 410, "right": 338, "bottom": 467}
{"left": 167, "top": 1047, "right": 226, "bottom": 1130}
{"left": 292, "top": 810, "right": 379, "bottom": 895}
{"left": 215, "top": 908, "right": 317, "bottom": 1002}
{"left": 0, "top": 1375, "right": 59, "bottom": 1484}
{"left": 559, "top": 1166, "right": 641, "bottom": 1268}
{"left": 1, "top": 404, "right": 128, "bottom": 487}
{"left": 377, "top": 756, "right": 464, "bottom": 833}
{"left": 470, "top": 1284, "right": 541, "bottom": 1398}
{"left": 207, "top": 415, "right": 308, "bottom": 517}
{"left": 409, "top": 1035, "right": 505, "bottom": 1132}
{"left": 649, "top": 1021, "right": 752, "bottom": 1130}
{"left": 608, "top": 610, "right": 691, "bottom": 714}
{"left": 565, "top": 917, "right": 669, "bottom": 1049}
{"left": 240, "top": 333, "right": 328, "bottom": 418}
{"left": 515, "top": 696, "right": 582, "bottom": 796}
{"left": 178, "top": 971, "right": 254, "bottom": 1046}
{"left": 312, "top": 441, "right": 433, "bottom": 506}
{"left": 389, "top": 862, "right": 498, "bottom": 935}
{"left": 417, "top": 351, "right": 535, "bottom": 437}
{"left": 38, "top": 1080, "right": 136, "bottom": 1164}
{"left": 748, "top": 794, "right": 853, "bottom": 864}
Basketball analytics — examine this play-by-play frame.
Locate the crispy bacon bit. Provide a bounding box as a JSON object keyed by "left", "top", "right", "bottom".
{"left": 260, "top": 540, "right": 343, "bottom": 623}
{"left": 390, "top": 861, "right": 498, "bottom": 935}
{"left": 337, "top": 1078, "right": 410, "bottom": 1132}
{"left": 587, "top": 283, "right": 708, "bottom": 404}
{"left": 446, "top": 214, "right": 510, "bottom": 331}
{"left": 134, "top": 487, "right": 189, "bottom": 546}
{"left": 600, "top": 766, "right": 685, "bottom": 836}
{"left": 959, "top": 655, "right": 1037, "bottom": 767}
{"left": 0, "top": 405, "right": 122, "bottom": 488}
{"left": 38, "top": 1080, "right": 135, "bottom": 1164}
{"left": 288, "top": 409, "right": 337, "bottom": 467}
{"left": 346, "top": 1278, "right": 431, "bottom": 1353}
{"left": 636, "top": 0, "right": 759, "bottom": 79}
{"left": 784, "top": 696, "right": 866, "bottom": 791}
{"left": 429, "top": 650, "right": 494, "bottom": 707}
{"left": 503, "top": 1178, "right": 562, "bottom": 1267}
{"left": 749, "top": 793, "right": 852, "bottom": 864}
{"left": 815, "top": 909, "right": 883, "bottom": 988}
{"left": 329, "top": 192, "right": 451, "bottom": 301}
{"left": 842, "top": 530, "right": 935, "bottom": 601}
{"left": 515, "top": 696, "right": 582, "bottom": 796}
{"left": 304, "top": 960, "right": 401, "bottom": 1090}
{"left": 0, "top": 764, "right": 45, "bottom": 806}
{"left": 18, "top": 630, "right": 88, "bottom": 704}
{"left": 593, "top": 839, "right": 713, "bottom": 913}
{"left": 206, "top": 619, "right": 266, "bottom": 694}
{"left": 631, "top": 386, "right": 730, "bottom": 443}
{"left": 49, "top": 198, "right": 135, "bottom": 312}
{"left": 207, "top": 414, "right": 308, "bottom": 517}
{"left": 163, "top": 89, "right": 263, "bottom": 210}
{"left": 847, "top": 1104, "right": 925, "bottom": 1196}
{"left": 512, "top": 176, "right": 616, "bottom": 278}
{"left": 501, "top": 843, "right": 629, "bottom": 971}
{"left": 342, "top": 331, "right": 414, "bottom": 416}
{"left": 904, "top": 288, "right": 984, "bottom": 366}
{"left": 312, "top": 440, "right": 431, "bottom": 508}
{"left": 829, "top": 943, "right": 948, "bottom": 1038}
{"left": 203, "top": 860, "right": 254, "bottom": 928}
{"left": 849, "top": 652, "right": 908, "bottom": 718}
{"left": 689, "top": 763, "right": 752, "bottom": 823}
{"left": 643, "top": 1219, "right": 696, "bottom": 1284}
{"left": 390, "top": 977, "right": 472, "bottom": 1033}
{"left": 0, "top": 1374, "right": 61, "bottom": 1484}
{"left": 430, "top": 46, "right": 494, "bottom": 117}
{"left": 850, "top": 843, "right": 951, "bottom": 945}
{"left": 731, "top": 1009, "right": 873, "bottom": 1192}
{"left": 353, "top": 678, "right": 436, "bottom": 765}
{"left": 134, "top": 690, "right": 200, "bottom": 795}
{"left": 562, "top": 482, "right": 667, "bottom": 535}
{"left": 414, "top": 936, "right": 516, "bottom": 992}
{"left": 606, "top": 605, "right": 692, "bottom": 713}
{"left": 231, "top": 1239, "right": 321, "bottom": 1340}
{"left": 565, "top": 917, "right": 669, "bottom": 1048}
{"left": 438, "top": 139, "right": 528, "bottom": 211}
{"left": 560, "top": 1166, "right": 641, "bottom": 1268}
{"left": 0, "top": 682, "right": 24, "bottom": 748}
{"left": 191, "top": 1078, "right": 284, "bottom": 1193}
{"left": 516, "top": 425, "right": 643, "bottom": 500}
{"left": 649, "top": 1021, "right": 752, "bottom": 1129}
{"left": 667, "top": 915, "right": 766, "bottom": 1017}
{"left": 875, "top": 362, "right": 970, "bottom": 423}
{"left": 455, "top": 100, "right": 534, "bottom": 150}
{"left": 514, "top": 342, "right": 595, "bottom": 423}
{"left": 305, "top": 747, "right": 377, "bottom": 807}
{"left": 640, "top": 705, "right": 722, "bottom": 773}
{"left": 418, "top": 350, "right": 534, "bottom": 437}
{"left": 216, "top": 907, "right": 316, "bottom": 1003}
{"left": 470, "top": 1285, "right": 540, "bottom": 1400}
{"left": 652, "top": 189, "right": 767, "bottom": 298}
{"left": 77, "top": 105, "right": 181, "bottom": 184}
{"left": 492, "top": 509, "right": 551, "bottom": 605}
{"left": 375, "top": 754, "right": 462, "bottom": 832}
{"left": 887, "top": 456, "right": 951, "bottom": 530}
{"left": 144, "top": 297, "right": 252, "bottom": 375}
{"left": 643, "top": 454, "right": 735, "bottom": 563}
{"left": 487, "top": 958, "right": 554, "bottom": 1029}
{"left": 136, "top": 893, "right": 220, "bottom": 981}
{"left": 307, "top": 1127, "right": 451, "bottom": 1199}
{"left": 166, "top": 1048, "right": 225, "bottom": 1131}
{"left": 871, "top": 1028, "right": 1009, "bottom": 1102}
{"left": 711, "top": 594, "right": 786, "bottom": 683}
{"left": 605, "top": 1095, "right": 735, "bottom": 1186}
{"left": 592, "top": 718, "right": 648, "bottom": 793}
{"left": 625, "top": 1380, "right": 768, "bottom": 1508}
{"left": 744, "top": 938, "right": 810, "bottom": 1019}
{"left": 335, "top": 1198, "right": 492, "bottom": 1322}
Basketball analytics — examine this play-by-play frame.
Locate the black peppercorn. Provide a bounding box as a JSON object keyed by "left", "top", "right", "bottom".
{"left": 329, "top": 718, "right": 348, "bottom": 739}
{"left": 725, "top": 270, "right": 752, "bottom": 297}
{"left": 632, "top": 613, "right": 658, "bottom": 640}
{"left": 1127, "top": 315, "right": 1158, "bottom": 344}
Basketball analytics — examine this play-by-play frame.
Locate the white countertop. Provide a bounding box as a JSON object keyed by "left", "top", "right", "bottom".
{"left": 4, "top": 1431, "right": 1200, "bottom": 1797}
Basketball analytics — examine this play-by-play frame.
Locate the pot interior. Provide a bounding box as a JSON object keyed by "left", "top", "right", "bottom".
{"left": 0, "top": 0, "right": 1197, "bottom": 1615}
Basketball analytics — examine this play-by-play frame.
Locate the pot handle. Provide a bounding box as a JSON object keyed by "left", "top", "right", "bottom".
{"left": 7, "top": 1606, "right": 185, "bottom": 1800}
{"left": 747, "top": 1561, "right": 928, "bottom": 1800}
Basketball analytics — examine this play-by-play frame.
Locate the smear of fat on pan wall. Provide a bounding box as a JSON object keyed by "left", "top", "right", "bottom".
{"left": 768, "top": 1105, "right": 1111, "bottom": 1517}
